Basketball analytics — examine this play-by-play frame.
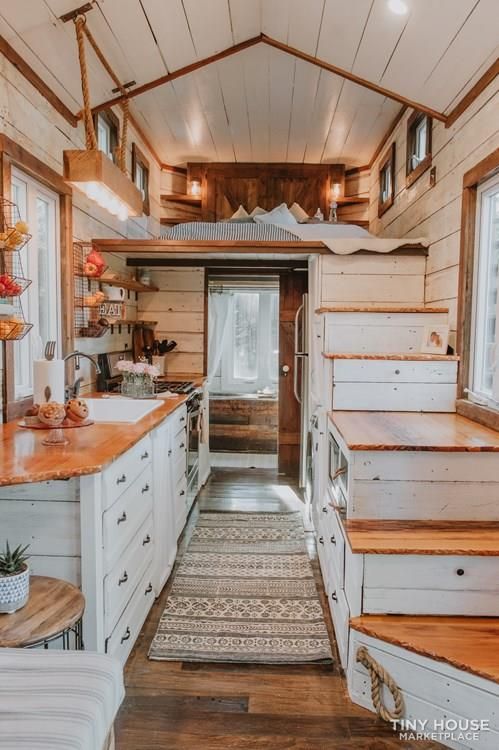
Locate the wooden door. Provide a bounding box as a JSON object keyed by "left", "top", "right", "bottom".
{"left": 278, "top": 270, "right": 308, "bottom": 475}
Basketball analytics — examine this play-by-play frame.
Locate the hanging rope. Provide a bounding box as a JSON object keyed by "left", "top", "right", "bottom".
{"left": 73, "top": 13, "right": 130, "bottom": 171}
{"left": 356, "top": 646, "right": 404, "bottom": 723}
{"left": 74, "top": 15, "right": 97, "bottom": 150}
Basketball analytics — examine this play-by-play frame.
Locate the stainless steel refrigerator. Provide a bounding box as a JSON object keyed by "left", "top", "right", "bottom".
{"left": 294, "top": 293, "right": 309, "bottom": 488}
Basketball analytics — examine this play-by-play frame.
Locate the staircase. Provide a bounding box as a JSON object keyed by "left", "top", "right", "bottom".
{"left": 312, "top": 301, "right": 499, "bottom": 750}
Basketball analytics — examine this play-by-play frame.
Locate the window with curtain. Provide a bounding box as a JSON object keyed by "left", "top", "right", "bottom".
{"left": 11, "top": 169, "right": 61, "bottom": 399}
{"left": 470, "top": 174, "right": 499, "bottom": 409}
{"left": 209, "top": 286, "right": 278, "bottom": 393}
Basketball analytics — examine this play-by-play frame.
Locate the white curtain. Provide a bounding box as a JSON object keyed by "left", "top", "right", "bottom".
{"left": 207, "top": 291, "right": 233, "bottom": 388}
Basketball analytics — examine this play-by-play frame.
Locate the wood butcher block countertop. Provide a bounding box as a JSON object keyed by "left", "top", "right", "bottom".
{"left": 0, "top": 376, "right": 205, "bottom": 487}
{"left": 350, "top": 615, "right": 499, "bottom": 685}
{"left": 329, "top": 411, "right": 499, "bottom": 451}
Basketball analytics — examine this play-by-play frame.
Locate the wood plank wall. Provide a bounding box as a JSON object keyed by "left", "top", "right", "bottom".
{"left": 209, "top": 397, "right": 278, "bottom": 453}
{"left": 137, "top": 268, "right": 205, "bottom": 375}
{"left": 369, "top": 76, "right": 499, "bottom": 346}
{"left": 0, "top": 54, "right": 164, "bottom": 407}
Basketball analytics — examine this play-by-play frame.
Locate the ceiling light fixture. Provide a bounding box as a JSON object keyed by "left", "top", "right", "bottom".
{"left": 388, "top": 0, "right": 408, "bottom": 14}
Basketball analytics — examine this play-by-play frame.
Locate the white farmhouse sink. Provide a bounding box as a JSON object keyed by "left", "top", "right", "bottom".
{"left": 85, "top": 397, "right": 162, "bottom": 424}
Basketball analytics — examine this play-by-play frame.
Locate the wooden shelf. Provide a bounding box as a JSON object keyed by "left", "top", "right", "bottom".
{"left": 76, "top": 273, "right": 158, "bottom": 293}
{"left": 161, "top": 193, "right": 202, "bottom": 205}
{"left": 336, "top": 195, "right": 369, "bottom": 205}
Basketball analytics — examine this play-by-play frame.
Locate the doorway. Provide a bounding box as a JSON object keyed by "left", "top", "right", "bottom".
{"left": 206, "top": 268, "right": 308, "bottom": 477}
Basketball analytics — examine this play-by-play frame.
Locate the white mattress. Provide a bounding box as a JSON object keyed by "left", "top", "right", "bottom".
{"left": 0, "top": 649, "right": 124, "bottom": 749}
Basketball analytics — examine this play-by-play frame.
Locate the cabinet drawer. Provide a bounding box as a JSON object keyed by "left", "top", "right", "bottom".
{"left": 174, "top": 475, "right": 187, "bottom": 539}
{"left": 324, "top": 509, "right": 346, "bottom": 588}
{"left": 102, "top": 435, "right": 152, "bottom": 511}
{"left": 172, "top": 426, "right": 187, "bottom": 456}
{"left": 106, "top": 563, "right": 155, "bottom": 665}
{"left": 174, "top": 449, "right": 187, "bottom": 484}
{"left": 103, "top": 464, "right": 153, "bottom": 572}
{"left": 169, "top": 405, "right": 187, "bottom": 437}
{"left": 104, "top": 514, "right": 154, "bottom": 634}
{"left": 327, "top": 579, "right": 349, "bottom": 670}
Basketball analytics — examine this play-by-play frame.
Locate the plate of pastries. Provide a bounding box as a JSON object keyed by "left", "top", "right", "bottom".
{"left": 20, "top": 398, "right": 94, "bottom": 429}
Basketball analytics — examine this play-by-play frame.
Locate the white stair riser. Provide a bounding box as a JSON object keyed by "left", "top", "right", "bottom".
{"left": 332, "top": 382, "right": 457, "bottom": 412}
{"left": 348, "top": 631, "right": 499, "bottom": 750}
{"left": 333, "top": 359, "right": 457, "bottom": 383}
{"left": 323, "top": 311, "right": 449, "bottom": 353}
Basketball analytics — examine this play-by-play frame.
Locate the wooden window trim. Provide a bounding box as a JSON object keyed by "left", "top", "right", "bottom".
{"left": 456, "top": 146, "right": 499, "bottom": 432}
{"left": 0, "top": 134, "right": 73, "bottom": 423}
{"left": 132, "top": 143, "right": 150, "bottom": 216}
{"left": 406, "top": 111, "right": 432, "bottom": 188}
{"left": 378, "top": 142, "right": 396, "bottom": 217}
{"left": 93, "top": 109, "right": 120, "bottom": 164}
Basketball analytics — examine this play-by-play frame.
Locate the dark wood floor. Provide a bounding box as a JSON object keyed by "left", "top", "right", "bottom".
{"left": 115, "top": 468, "right": 441, "bottom": 749}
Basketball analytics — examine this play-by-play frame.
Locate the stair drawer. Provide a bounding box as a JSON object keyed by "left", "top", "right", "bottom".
{"left": 102, "top": 435, "right": 152, "bottom": 510}
{"left": 105, "top": 563, "right": 155, "bottom": 665}
{"left": 324, "top": 509, "right": 346, "bottom": 588}
{"left": 103, "top": 464, "right": 153, "bottom": 572}
{"left": 363, "top": 554, "right": 499, "bottom": 616}
{"left": 104, "top": 514, "right": 154, "bottom": 634}
{"left": 327, "top": 576, "right": 349, "bottom": 670}
{"left": 169, "top": 405, "right": 187, "bottom": 437}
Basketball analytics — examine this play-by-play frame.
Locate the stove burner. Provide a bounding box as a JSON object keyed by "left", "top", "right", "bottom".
{"left": 154, "top": 380, "right": 195, "bottom": 395}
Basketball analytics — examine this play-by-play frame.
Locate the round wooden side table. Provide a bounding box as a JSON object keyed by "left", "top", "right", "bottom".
{"left": 0, "top": 575, "right": 85, "bottom": 649}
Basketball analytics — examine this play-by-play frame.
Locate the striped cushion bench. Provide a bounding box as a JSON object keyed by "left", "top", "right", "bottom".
{"left": 0, "top": 648, "right": 124, "bottom": 749}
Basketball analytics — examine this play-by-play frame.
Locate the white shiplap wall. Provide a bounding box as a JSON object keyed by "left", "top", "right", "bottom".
{"left": 0, "top": 53, "right": 163, "bottom": 411}
{"left": 369, "top": 76, "right": 499, "bottom": 344}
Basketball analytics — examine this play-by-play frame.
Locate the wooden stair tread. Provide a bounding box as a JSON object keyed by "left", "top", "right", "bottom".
{"left": 345, "top": 520, "right": 499, "bottom": 555}
{"left": 322, "top": 352, "right": 459, "bottom": 361}
{"left": 350, "top": 615, "right": 499, "bottom": 684}
{"left": 315, "top": 306, "right": 449, "bottom": 314}
{"left": 330, "top": 411, "right": 499, "bottom": 452}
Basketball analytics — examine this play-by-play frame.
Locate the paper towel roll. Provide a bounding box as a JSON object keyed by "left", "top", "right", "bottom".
{"left": 33, "top": 359, "right": 65, "bottom": 404}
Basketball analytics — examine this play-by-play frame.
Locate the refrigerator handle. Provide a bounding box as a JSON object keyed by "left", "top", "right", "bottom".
{"left": 293, "top": 303, "right": 304, "bottom": 404}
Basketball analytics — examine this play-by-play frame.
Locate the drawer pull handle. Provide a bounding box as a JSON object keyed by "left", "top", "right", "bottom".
{"left": 141, "top": 483, "right": 150, "bottom": 494}
{"left": 180, "top": 490, "right": 185, "bottom": 496}
{"left": 180, "top": 416, "right": 185, "bottom": 423}
{"left": 142, "top": 534, "right": 151, "bottom": 546}
{"left": 118, "top": 571, "right": 128, "bottom": 586}
{"left": 141, "top": 451, "right": 149, "bottom": 460}
{"left": 180, "top": 442, "right": 185, "bottom": 449}
{"left": 117, "top": 511, "right": 127, "bottom": 525}
{"left": 318, "top": 536, "right": 324, "bottom": 545}
{"left": 168, "top": 449, "right": 172, "bottom": 457}
{"left": 456, "top": 568, "right": 465, "bottom": 576}
{"left": 145, "top": 583, "right": 153, "bottom": 595}
{"left": 116, "top": 474, "right": 127, "bottom": 485}
{"left": 331, "top": 467, "right": 347, "bottom": 481}
{"left": 322, "top": 506, "right": 328, "bottom": 514}
{"left": 120, "top": 627, "right": 131, "bottom": 644}
{"left": 331, "top": 591, "right": 338, "bottom": 602}
{"left": 331, "top": 535, "right": 336, "bottom": 545}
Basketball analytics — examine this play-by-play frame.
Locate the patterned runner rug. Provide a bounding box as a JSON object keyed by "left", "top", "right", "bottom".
{"left": 149, "top": 511, "right": 333, "bottom": 664}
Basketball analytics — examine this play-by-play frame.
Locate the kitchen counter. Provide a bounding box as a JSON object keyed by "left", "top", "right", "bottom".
{"left": 0, "top": 393, "right": 189, "bottom": 487}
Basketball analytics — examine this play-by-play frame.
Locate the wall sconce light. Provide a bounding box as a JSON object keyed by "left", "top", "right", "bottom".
{"left": 329, "top": 183, "right": 342, "bottom": 222}
{"left": 189, "top": 180, "right": 201, "bottom": 197}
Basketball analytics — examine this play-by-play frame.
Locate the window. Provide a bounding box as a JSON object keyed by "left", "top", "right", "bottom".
{"left": 406, "top": 111, "right": 432, "bottom": 187}
{"left": 93, "top": 110, "right": 119, "bottom": 162}
{"left": 132, "top": 143, "right": 150, "bottom": 215}
{"left": 378, "top": 142, "right": 395, "bottom": 217}
{"left": 470, "top": 174, "right": 499, "bottom": 409}
{"left": 11, "top": 170, "right": 61, "bottom": 399}
{"left": 221, "top": 289, "right": 279, "bottom": 393}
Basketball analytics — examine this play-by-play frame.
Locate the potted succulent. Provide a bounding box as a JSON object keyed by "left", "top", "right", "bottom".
{"left": 0, "top": 542, "right": 30, "bottom": 614}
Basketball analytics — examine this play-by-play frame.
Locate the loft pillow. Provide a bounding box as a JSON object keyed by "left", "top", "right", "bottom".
{"left": 254, "top": 202, "right": 298, "bottom": 225}
{"left": 289, "top": 202, "right": 309, "bottom": 222}
{"left": 250, "top": 206, "right": 267, "bottom": 217}
{"left": 230, "top": 205, "right": 249, "bottom": 219}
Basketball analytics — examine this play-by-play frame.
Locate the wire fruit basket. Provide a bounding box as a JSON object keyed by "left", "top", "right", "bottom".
{"left": 0, "top": 198, "right": 33, "bottom": 341}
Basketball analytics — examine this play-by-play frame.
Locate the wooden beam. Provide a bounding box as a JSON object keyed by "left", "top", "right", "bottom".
{"left": 260, "top": 36, "right": 447, "bottom": 124}
{"left": 88, "top": 35, "right": 264, "bottom": 116}
{"left": 92, "top": 238, "right": 328, "bottom": 255}
{"left": 446, "top": 58, "right": 499, "bottom": 129}
{"left": 0, "top": 35, "right": 78, "bottom": 127}
{"left": 126, "top": 258, "right": 309, "bottom": 268}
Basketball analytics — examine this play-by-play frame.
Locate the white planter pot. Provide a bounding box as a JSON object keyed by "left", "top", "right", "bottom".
{"left": 0, "top": 565, "right": 29, "bottom": 613}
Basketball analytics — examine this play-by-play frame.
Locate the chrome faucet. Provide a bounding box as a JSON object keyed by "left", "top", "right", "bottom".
{"left": 64, "top": 351, "right": 101, "bottom": 400}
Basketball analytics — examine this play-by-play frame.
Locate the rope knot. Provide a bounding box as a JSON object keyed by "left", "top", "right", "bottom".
{"left": 356, "top": 645, "right": 404, "bottom": 723}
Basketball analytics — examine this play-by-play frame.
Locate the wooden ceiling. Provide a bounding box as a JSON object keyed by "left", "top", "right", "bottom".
{"left": 1, "top": 0, "right": 497, "bottom": 167}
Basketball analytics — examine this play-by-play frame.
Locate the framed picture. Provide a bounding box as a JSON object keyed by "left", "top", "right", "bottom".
{"left": 420, "top": 325, "right": 449, "bottom": 354}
